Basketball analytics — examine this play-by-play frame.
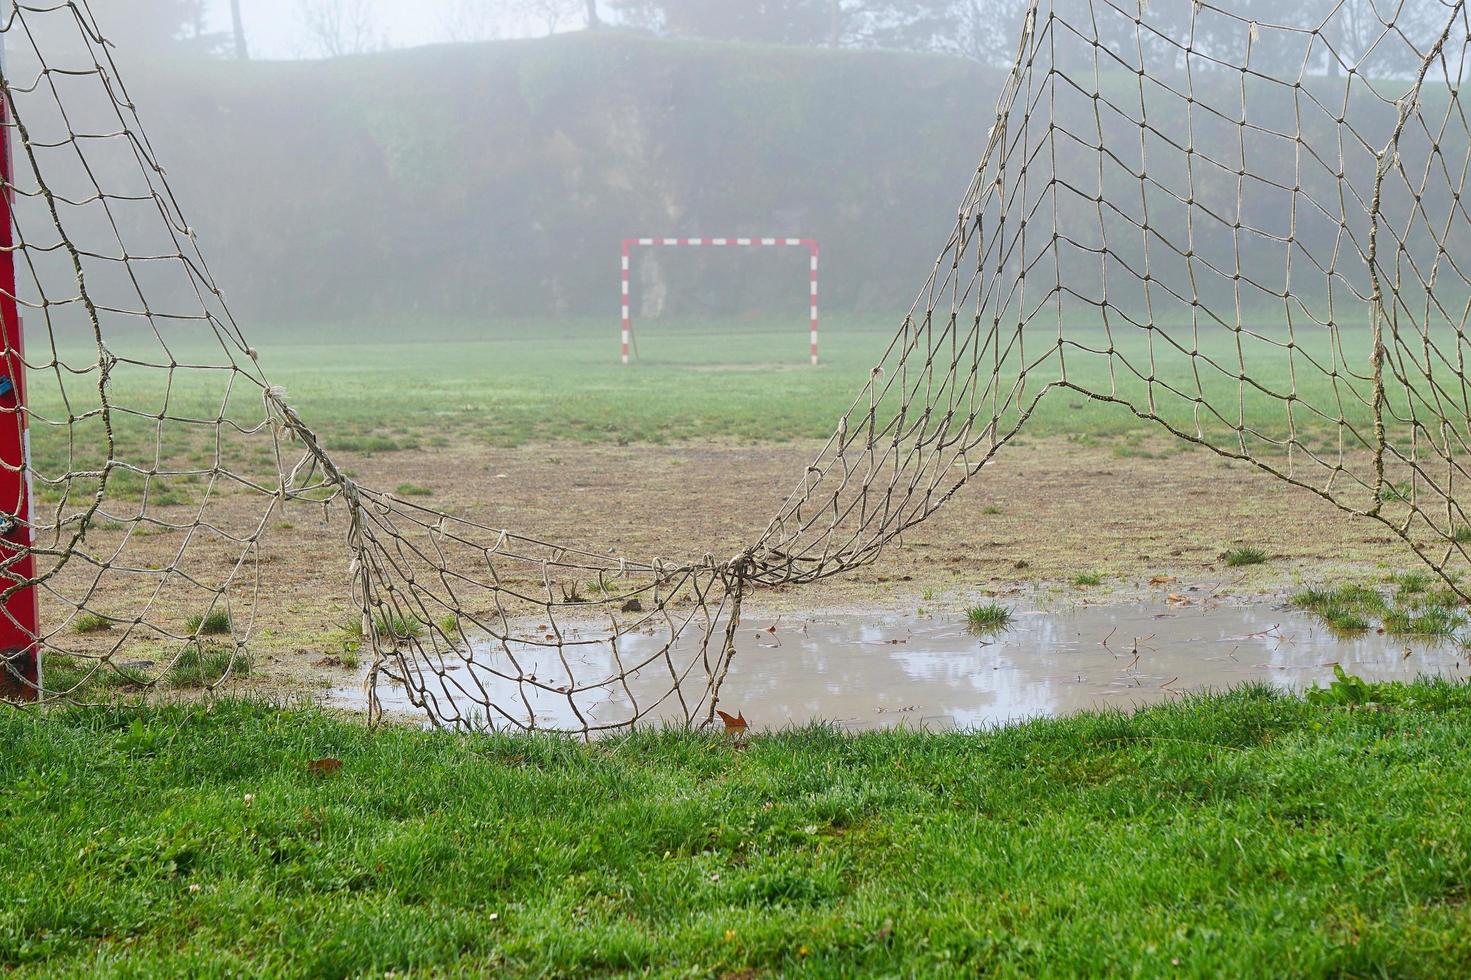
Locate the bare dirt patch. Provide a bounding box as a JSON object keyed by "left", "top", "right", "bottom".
{"left": 40, "top": 434, "right": 1422, "bottom": 702}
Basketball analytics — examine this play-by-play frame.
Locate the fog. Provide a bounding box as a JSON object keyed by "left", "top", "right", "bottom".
{"left": 203, "top": 0, "right": 564, "bottom": 59}
{"left": 2, "top": 0, "right": 1464, "bottom": 331}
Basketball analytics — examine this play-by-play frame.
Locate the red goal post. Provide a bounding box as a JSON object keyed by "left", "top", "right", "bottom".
{"left": 0, "top": 49, "right": 39, "bottom": 702}
{"left": 620, "top": 237, "right": 819, "bottom": 365}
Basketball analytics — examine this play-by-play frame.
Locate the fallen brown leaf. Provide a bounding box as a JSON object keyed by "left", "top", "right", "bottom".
{"left": 716, "top": 709, "right": 748, "bottom": 733}
{"left": 307, "top": 757, "right": 343, "bottom": 777}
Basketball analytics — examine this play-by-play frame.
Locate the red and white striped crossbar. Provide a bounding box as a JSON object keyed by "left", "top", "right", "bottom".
{"left": 620, "top": 237, "right": 820, "bottom": 365}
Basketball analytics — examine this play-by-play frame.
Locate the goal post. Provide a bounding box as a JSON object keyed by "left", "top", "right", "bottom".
{"left": 620, "top": 237, "right": 819, "bottom": 365}
{"left": 0, "top": 47, "right": 38, "bottom": 702}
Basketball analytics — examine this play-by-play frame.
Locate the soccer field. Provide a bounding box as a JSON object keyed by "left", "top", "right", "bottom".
{"left": 50, "top": 313, "right": 1389, "bottom": 456}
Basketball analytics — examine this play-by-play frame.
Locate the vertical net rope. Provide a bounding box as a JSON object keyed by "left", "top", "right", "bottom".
{"left": 3, "top": 0, "right": 1471, "bottom": 732}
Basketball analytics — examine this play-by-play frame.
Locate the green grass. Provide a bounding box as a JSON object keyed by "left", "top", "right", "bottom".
{"left": 394, "top": 483, "right": 434, "bottom": 497}
{"left": 72, "top": 613, "right": 112, "bottom": 635}
{"left": 1292, "top": 580, "right": 1469, "bottom": 639}
{"left": 184, "top": 609, "right": 232, "bottom": 637}
{"left": 6, "top": 689, "right": 1471, "bottom": 975}
{"left": 1380, "top": 481, "right": 1414, "bottom": 503}
{"left": 1383, "top": 605, "right": 1467, "bottom": 639}
{"left": 373, "top": 612, "right": 423, "bottom": 640}
{"left": 1392, "top": 571, "right": 1433, "bottom": 594}
{"left": 164, "top": 644, "right": 251, "bottom": 689}
{"left": 21, "top": 319, "right": 1418, "bottom": 482}
{"left": 965, "top": 602, "right": 1012, "bottom": 632}
{"left": 1291, "top": 584, "right": 1389, "bottom": 633}
{"left": 1223, "top": 546, "right": 1268, "bottom": 568}
{"left": 40, "top": 655, "right": 150, "bottom": 695}
{"left": 1072, "top": 571, "right": 1104, "bottom": 587}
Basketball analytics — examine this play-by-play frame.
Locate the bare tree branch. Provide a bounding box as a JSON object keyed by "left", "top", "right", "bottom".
{"left": 299, "top": 0, "right": 379, "bottom": 58}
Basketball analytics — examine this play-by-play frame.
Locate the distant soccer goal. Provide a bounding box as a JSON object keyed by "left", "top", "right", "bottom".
{"left": 619, "top": 237, "right": 820, "bottom": 365}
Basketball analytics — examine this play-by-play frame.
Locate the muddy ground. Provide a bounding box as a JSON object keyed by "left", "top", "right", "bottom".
{"left": 125, "top": 433, "right": 1414, "bottom": 698}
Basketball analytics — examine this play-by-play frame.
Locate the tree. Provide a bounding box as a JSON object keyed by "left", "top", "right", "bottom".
{"left": 80, "top": 0, "right": 222, "bottom": 57}
{"left": 440, "top": 0, "right": 505, "bottom": 42}
{"left": 299, "top": 0, "right": 380, "bottom": 57}
{"left": 229, "top": 0, "right": 250, "bottom": 60}
{"left": 851, "top": 0, "right": 1029, "bottom": 64}
{"left": 609, "top": 0, "right": 841, "bottom": 45}
{"left": 607, "top": 0, "right": 1025, "bottom": 57}
{"left": 522, "top": 0, "right": 583, "bottom": 35}
{"left": 440, "top": 1, "right": 600, "bottom": 44}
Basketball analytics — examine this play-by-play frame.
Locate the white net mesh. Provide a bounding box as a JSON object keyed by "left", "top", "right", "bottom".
{"left": 4, "top": 0, "right": 1471, "bottom": 732}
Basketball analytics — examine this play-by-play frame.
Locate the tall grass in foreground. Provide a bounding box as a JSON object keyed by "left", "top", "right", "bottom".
{"left": 7, "top": 685, "right": 1471, "bottom": 975}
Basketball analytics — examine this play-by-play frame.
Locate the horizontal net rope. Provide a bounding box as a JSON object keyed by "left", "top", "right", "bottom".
{"left": 0, "top": 0, "right": 1469, "bottom": 732}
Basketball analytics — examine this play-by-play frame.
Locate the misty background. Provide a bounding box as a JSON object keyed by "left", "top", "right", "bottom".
{"left": 15, "top": 0, "right": 1459, "bottom": 328}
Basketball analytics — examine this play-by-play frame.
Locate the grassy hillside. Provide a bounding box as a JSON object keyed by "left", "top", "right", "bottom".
{"left": 129, "top": 33, "right": 997, "bottom": 323}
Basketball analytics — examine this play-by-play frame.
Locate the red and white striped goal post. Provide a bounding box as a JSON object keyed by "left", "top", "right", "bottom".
{"left": 620, "top": 237, "right": 820, "bottom": 365}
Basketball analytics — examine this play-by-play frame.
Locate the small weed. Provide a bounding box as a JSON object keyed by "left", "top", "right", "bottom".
{"left": 1296, "top": 581, "right": 1465, "bottom": 639}
{"left": 1292, "top": 585, "right": 1387, "bottom": 634}
{"left": 966, "top": 602, "right": 1013, "bottom": 632}
{"left": 339, "top": 649, "right": 361, "bottom": 670}
{"left": 1223, "top": 547, "right": 1267, "bottom": 568}
{"left": 166, "top": 644, "right": 251, "bottom": 689}
{"left": 100, "top": 661, "right": 151, "bottom": 690}
{"left": 921, "top": 587, "right": 936, "bottom": 602}
{"left": 584, "top": 579, "right": 618, "bottom": 597}
{"left": 438, "top": 614, "right": 461, "bottom": 636}
{"left": 1454, "top": 526, "right": 1471, "bottom": 545}
{"left": 1380, "top": 481, "right": 1413, "bottom": 503}
{"left": 185, "top": 609, "right": 232, "bottom": 636}
{"left": 1073, "top": 571, "right": 1103, "bottom": 587}
{"left": 73, "top": 613, "right": 112, "bottom": 635}
{"left": 1391, "top": 571, "right": 1432, "bottom": 597}
{"left": 1322, "top": 608, "right": 1372, "bottom": 632}
{"left": 339, "top": 618, "right": 364, "bottom": 650}
{"left": 1307, "top": 664, "right": 1412, "bottom": 707}
{"left": 981, "top": 506, "right": 1003, "bottom": 516}
{"left": 374, "top": 612, "right": 423, "bottom": 640}
{"left": 1384, "top": 605, "right": 1465, "bottom": 639}
{"left": 395, "top": 483, "right": 434, "bottom": 497}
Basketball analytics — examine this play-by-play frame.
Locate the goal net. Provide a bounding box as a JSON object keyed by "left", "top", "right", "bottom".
{"left": 3, "top": 0, "right": 1470, "bottom": 732}
{"left": 621, "top": 237, "right": 821, "bottom": 364}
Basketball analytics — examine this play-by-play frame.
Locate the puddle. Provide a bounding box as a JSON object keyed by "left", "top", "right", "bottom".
{"left": 330, "top": 601, "right": 1468, "bottom": 732}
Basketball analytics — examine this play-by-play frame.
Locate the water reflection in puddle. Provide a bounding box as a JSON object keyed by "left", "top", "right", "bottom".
{"left": 332, "top": 602, "right": 1468, "bottom": 732}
